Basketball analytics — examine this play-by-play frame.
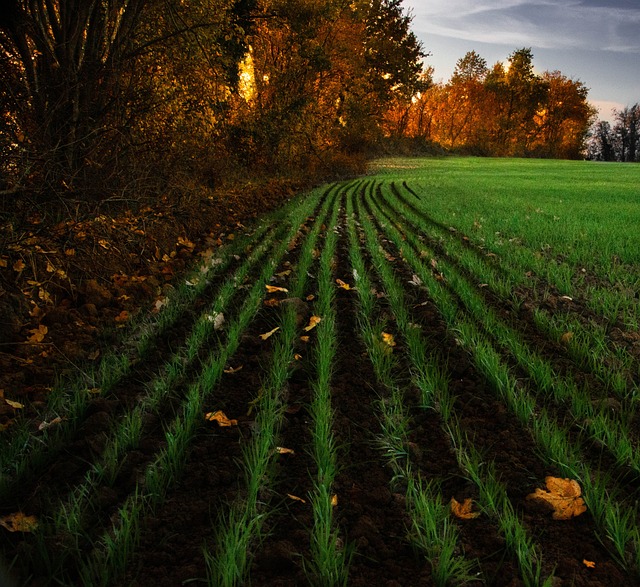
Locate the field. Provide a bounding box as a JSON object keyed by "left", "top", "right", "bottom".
{"left": 2, "top": 157, "right": 640, "bottom": 586}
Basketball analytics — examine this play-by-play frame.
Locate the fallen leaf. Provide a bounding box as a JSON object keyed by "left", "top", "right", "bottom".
{"left": 294, "top": 354, "right": 302, "bottom": 361}
{"left": 224, "top": 365, "right": 243, "bottom": 374}
{"left": 336, "top": 279, "right": 351, "bottom": 290}
{"left": 306, "top": 294, "right": 315, "bottom": 301}
{"left": 266, "top": 285, "right": 288, "bottom": 294}
{"left": 13, "top": 259, "right": 25, "bottom": 272}
{"left": 205, "top": 410, "right": 238, "bottom": 426}
{"left": 561, "top": 296, "right": 573, "bottom": 302}
{"left": 207, "top": 312, "right": 225, "bottom": 330}
{"left": 115, "top": 310, "right": 129, "bottom": 323}
{"left": 331, "top": 494, "right": 338, "bottom": 507}
{"left": 561, "top": 332, "right": 573, "bottom": 344}
{"left": 300, "top": 336, "right": 310, "bottom": 343}
{"left": 287, "top": 494, "right": 306, "bottom": 504}
{"left": 177, "top": 236, "right": 195, "bottom": 250}
{"left": 450, "top": 497, "right": 481, "bottom": 520}
{"left": 303, "top": 316, "right": 321, "bottom": 332}
{"left": 409, "top": 274, "right": 422, "bottom": 286}
{"left": 0, "top": 512, "right": 38, "bottom": 533}
{"left": 64, "top": 248, "right": 75, "bottom": 256}
{"left": 259, "top": 327, "right": 280, "bottom": 340}
{"left": 381, "top": 332, "right": 396, "bottom": 347}
{"left": 0, "top": 258, "right": 7, "bottom": 268}
{"left": 28, "top": 324, "right": 48, "bottom": 343}
{"left": 264, "top": 298, "right": 281, "bottom": 307}
{"left": 277, "top": 270, "right": 292, "bottom": 277}
{"left": 98, "top": 239, "right": 110, "bottom": 250}
{"left": 583, "top": 559, "right": 596, "bottom": 569}
{"left": 88, "top": 350, "right": 100, "bottom": 361}
{"left": 38, "top": 416, "right": 63, "bottom": 431}
{"left": 276, "top": 447, "right": 295, "bottom": 455}
{"left": 526, "top": 476, "right": 587, "bottom": 520}
{"left": 5, "top": 399, "right": 23, "bottom": 409}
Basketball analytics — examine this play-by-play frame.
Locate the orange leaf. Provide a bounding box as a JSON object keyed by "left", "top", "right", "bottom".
{"left": 303, "top": 316, "right": 321, "bottom": 332}
{"left": 115, "top": 310, "right": 129, "bottom": 323}
{"left": 306, "top": 294, "right": 315, "bottom": 301}
{"left": 526, "top": 476, "right": 587, "bottom": 520}
{"left": 287, "top": 494, "right": 306, "bottom": 504}
{"left": 13, "top": 259, "right": 25, "bottom": 272}
{"left": 294, "top": 354, "right": 302, "bottom": 361}
{"left": 205, "top": 410, "right": 238, "bottom": 426}
{"left": 266, "top": 285, "right": 288, "bottom": 294}
{"left": 331, "top": 494, "right": 338, "bottom": 507}
{"left": 259, "top": 326, "right": 280, "bottom": 340}
{"left": 276, "top": 447, "right": 295, "bottom": 455}
{"left": 450, "top": 497, "right": 481, "bottom": 520}
{"left": 263, "top": 298, "right": 281, "bottom": 307}
{"left": 583, "top": 559, "right": 596, "bottom": 569}
{"left": 28, "top": 324, "right": 48, "bottom": 343}
{"left": 0, "top": 512, "right": 38, "bottom": 533}
{"left": 300, "top": 336, "right": 310, "bottom": 343}
{"left": 336, "top": 278, "right": 351, "bottom": 290}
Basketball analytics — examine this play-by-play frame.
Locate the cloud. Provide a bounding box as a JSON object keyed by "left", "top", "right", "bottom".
{"left": 408, "top": 1, "right": 640, "bottom": 53}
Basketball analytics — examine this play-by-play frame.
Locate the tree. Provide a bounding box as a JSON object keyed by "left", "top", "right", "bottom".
{"left": 613, "top": 104, "right": 640, "bottom": 162}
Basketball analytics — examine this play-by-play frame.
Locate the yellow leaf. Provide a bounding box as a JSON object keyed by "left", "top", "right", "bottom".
{"left": 526, "top": 476, "right": 587, "bottom": 520}
{"left": 304, "top": 316, "right": 321, "bottom": 332}
{"left": 0, "top": 512, "right": 38, "bottom": 533}
{"left": 5, "top": 399, "right": 23, "bottom": 409}
{"left": 450, "top": 497, "right": 481, "bottom": 520}
{"left": 287, "top": 494, "right": 306, "bottom": 504}
{"left": 224, "top": 365, "right": 243, "bottom": 374}
{"left": 300, "top": 336, "right": 310, "bottom": 343}
{"left": 205, "top": 410, "right": 238, "bottom": 427}
{"left": 306, "top": 294, "right": 315, "bottom": 301}
{"left": 28, "top": 324, "right": 48, "bottom": 343}
{"left": 98, "top": 239, "right": 110, "bottom": 250}
{"left": 294, "top": 354, "right": 302, "bottom": 361}
{"left": 336, "top": 278, "right": 351, "bottom": 290}
{"left": 276, "top": 270, "right": 292, "bottom": 277}
{"left": 583, "top": 559, "right": 596, "bottom": 569}
{"left": 331, "top": 494, "right": 338, "bottom": 507}
{"left": 276, "top": 447, "right": 295, "bottom": 455}
{"left": 266, "top": 285, "right": 288, "bottom": 293}
{"left": 13, "top": 259, "right": 25, "bottom": 272}
{"left": 259, "top": 326, "right": 280, "bottom": 340}
{"left": 64, "top": 248, "right": 76, "bottom": 256}
{"left": 381, "top": 332, "right": 396, "bottom": 347}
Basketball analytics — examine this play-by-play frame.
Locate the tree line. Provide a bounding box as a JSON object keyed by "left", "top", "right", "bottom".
{"left": 384, "top": 48, "right": 598, "bottom": 160}
{"left": 0, "top": 0, "right": 425, "bottom": 200}
{"left": 587, "top": 105, "right": 640, "bottom": 162}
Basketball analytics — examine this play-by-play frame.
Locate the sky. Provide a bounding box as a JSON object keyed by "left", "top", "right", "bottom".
{"left": 403, "top": 0, "right": 640, "bottom": 123}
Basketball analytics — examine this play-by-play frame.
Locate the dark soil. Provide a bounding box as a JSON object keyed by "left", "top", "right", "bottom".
{"left": 0, "top": 179, "right": 637, "bottom": 586}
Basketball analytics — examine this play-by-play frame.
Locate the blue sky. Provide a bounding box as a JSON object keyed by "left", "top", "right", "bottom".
{"left": 403, "top": 0, "right": 640, "bottom": 123}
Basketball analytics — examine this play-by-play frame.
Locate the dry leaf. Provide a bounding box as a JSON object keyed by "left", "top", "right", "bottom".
{"left": 13, "top": 259, "right": 25, "bottom": 272}
{"left": 294, "top": 354, "right": 302, "bottom": 361}
{"left": 336, "top": 279, "right": 351, "bottom": 290}
{"left": 38, "top": 416, "right": 63, "bottom": 431}
{"left": 381, "top": 332, "right": 396, "bottom": 347}
{"left": 450, "top": 497, "right": 481, "bottom": 520}
{"left": 28, "top": 324, "right": 48, "bottom": 343}
{"left": 205, "top": 410, "right": 238, "bottom": 426}
{"left": 306, "top": 294, "right": 315, "bottom": 301}
{"left": 5, "top": 399, "right": 23, "bottom": 409}
{"left": 287, "top": 494, "right": 306, "bottom": 504}
{"left": 331, "top": 494, "right": 338, "bottom": 507}
{"left": 561, "top": 332, "right": 573, "bottom": 344}
{"left": 300, "top": 336, "right": 310, "bottom": 343}
{"left": 263, "top": 298, "right": 281, "bottom": 307}
{"left": 266, "top": 285, "right": 288, "bottom": 293}
{"left": 583, "top": 559, "right": 596, "bottom": 569}
{"left": 304, "top": 316, "right": 321, "bottom": 332}
{"left": 115, "top": 310, "right": 129, "bottom": 324}
{"left": 276, "top": 447, "right": 295, "bottom": 455}
{"left": 0, "top": 512, "right": 38, "bottom": 533}
{"left": 0, "top": 258, "right": 7, "bottom": 268}
{"left": 409, "top": 274, "right": 422, "bottom": 286}
{"left": 259, "top": 327, "right": 280, "bottom": 340}
{"left": 277, "top": 270, "right": 292, "bottom": 277}
{"left": 526, "top": 476, "right": 587, "bottom": 520}
{"left": 207, "top": 312, "right": 225, "bottom": 330}
{"left": 224, "top": 365, "right": 243, "bottom": 374}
